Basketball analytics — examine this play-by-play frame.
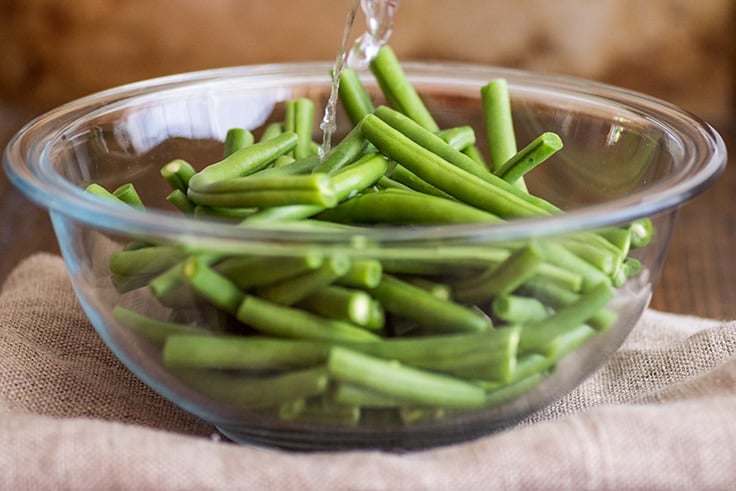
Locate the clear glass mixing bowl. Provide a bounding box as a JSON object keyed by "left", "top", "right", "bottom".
{"left": 3, "top": 62, "right": 726, "bottom": 450}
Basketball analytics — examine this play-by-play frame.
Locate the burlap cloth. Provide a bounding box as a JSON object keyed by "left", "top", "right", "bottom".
{"left": 1, "top": 253, "right": 735, "bottom": 490}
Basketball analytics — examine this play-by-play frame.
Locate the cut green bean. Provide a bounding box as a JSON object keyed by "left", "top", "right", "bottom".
{"left": 327, "top": 346, "right": 486, "bottom": 408}
{"left": 297, "top": 285, "right": 378, "bottom": 328}
{"left": 375, "top": 105, "right": 489, "bottom": 177}
{"left": 162, "top": 334, "right": 330, "bottom": 370}
{"left": 278, "top": 397, "right": 361, "bottom": 425}
{"left": 536, "top": 241, "right": 612, "bottom": 291}
{"left": 492, "top": 294, "right": 550, "bottom": 323}
{"left": 182, "top": 256, "right": 246, "bottom": 315}
{"left": 494, "top": 132, "right": 563, "bottom": 184}
{"left": 370, "top": 274, "right": 492, "bottom": 333}
{"left": 161, "top": 159, "right": 197, "bottom": 193}
{"left": 85, "top": 183, "right": 124, "bottom": 204}
{"left": 109, "top": 246, "right": 187, "bottom": 276}
{"left": 113, "top": 306, "right": 210, "bottom": 344}
{"left": 338, "top": 66, "right": 375, "bottom": 125}
{"left": 214, "top": 252, "right": 324, "bottom": 290}
{"left": 188, "top": 132, "right": 298, "bottom": 190}
{"left": 255, "top": 255, "right": 351, "bottom": 305}
{"left": 334, "top": 259, "right": 383, "bottom": 289}
{"left": 244, "top": 153, "right": 388, "bottom": 223}
{"left": 187, "top": 174, "right": 337, "bottom": 208}
{"left": 223, "top": 128, "right": 254, "bottom": 157}
{"left": 166, "top": 189, "right": 196, "bottom": 214}
{"left": 285, "top": 98, "right": 315, "bottom": 159}
{"left": 193, "top": 205, "right": 255, "bottom": 220}
{"left": 390, "top": 164, "right": 455, "bottom": 199}
{"left": 519, "top": 282, "right": 614, "bottom": 353}
{"left": 351, "top": 326, "right": 519, "bottom": 382}
{"left": 520, "top": 277, "right": 618, "bottom": 331}
{"left": 113, "top": 183, "right": 145, "bottom": 209}
{"left": 437, "top": 126, "right": 477, "bottom": 152}
{"left": 361, "top": 114, "right": 550, "bottom": 218}
{"left": 236, "top": 294, "right": 380, "bottom": 342}
{"left": 369, "top": 46, "right": 439, "bottom": 132}
{"left": 453, "top": 244, "right": 544, "bottom": 304}
{"left": 629, "top": 218, "right": 654, "bottom": 248}
{"left": 311, "top": 123, "right": 368, "bottom": 175}
{"left": 481, "top": 79, "right": 517, "bottom": 172}
{"left": 259, "top": 122, "right": 285, "bottom": 142}
{"left": 175, "top": 366, "right": 329, "bottom": 409}
{"left": 316, "top": 188, "right": 500, "bottom": 225}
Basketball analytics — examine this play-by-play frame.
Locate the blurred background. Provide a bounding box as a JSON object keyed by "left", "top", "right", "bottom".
{"left": 1, "top": 0, "right": 733, "bottom": 125}
{"left": 0, "top": 0, "right": 734, "bottom": 315}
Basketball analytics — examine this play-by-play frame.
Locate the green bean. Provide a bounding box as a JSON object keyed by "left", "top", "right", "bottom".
{"left": 253, "top": 155, "right": 319, "bottom": 177}
{"left": 112, "top": 183, "right": 145, "bottom": 209}
{"left": 113, "top": 306, "right": 211, "bottom": 344}
{"left": 369, "top": 46, "right": 439, "bottom": 132}
{"left": 109, "top": 246, "right": 187, "bottom": 277}
{"left": 311, "top": 123, "right": 368, "bottom": 175}
{"left": 483, "top": 372, "right": 543, "bottom": 406}
{"left": 327, "top": 346, "right": 486, "bottom": 408}
{"left": 316, "top": 188, "right": 500, "bottom": 225}
{"left": 214, "top": 252, "right": 324, "bottom": 290}
{"left": 85, "top": 183, "right": 124, "bottom": 204}
{"left": 437, "top": 126, "right": 477, "bottom": 152}
{"left": 278, "top": 397, "right": 361, "bottom": 425}
{"left": 520, "top": 277, "right": 617, "bottom": 331}
{"left": 161, "top": 159, "right": 197, "bottom": 193}
{"left": 174, "top": 366, "right": 329, "bottom": 410}
{"left": 375, "top": 175, "right": 413, "bottom": 191}
{"left": 259, "top": 122, "right": 285, "bottom": 142}
{"left": 536, "top": 241, "right": 612, "bottom": 290}
{"left": 375, "top": 105, "right": 489, "bottom": 177}
{"left": 223, "top": 128, "right": 254, "bottom": 157}
{"left": 629, "top": 218, "right": 654, "bottom": 248}
{"left": 188, "top": 132, "right": 298, "bottom": 190}
{"left": 519, "top": 282, "right": 614, "bottom": 353}
{"left": 192, "top": 205, "right": 255, "bottom": 220}
{"left": 361, "top": 114, "right": 550, "bottom": 218}
{"left": 492, "top": 294, "right": 550, "bottom": 324}
{"left": 285, "top": 98, "right": 315, "bottom": 159}
{"left": 334, "top": 259, "right": 383, "bottom": 289}
{"left": 494, "top": 132, "right": 563, "bottom": 185}
{"left": 453, "top": 244, "right": 544, "bottom": 304}
{"left": 297, "top": 285, "right": 378, "bottom": 328}
{"left": 182, "top": 256, "right": 246, "bottom": 315}
{"left": 162, "top": 334, "right": 330, "bottom": 370}
{"left": 255, "top": 255, "right": 351, "bottom": 305}
{"left": 166, "top": 189, "right": 196, "bottom": 214}
{"left": 187, "top": 174, "right": 337, "bottom": 208}
{"left": 405, "top": 277, "right": 452, "bottom": 300}
{"left": 338, "top": 66, "right": 375, "bottom": 125}
{"left": 330, "top": 383, "right": 402, "bottom": 408}
{"left": 243, "top": 153, "right": 388, "bottom": 222}
{"left": 352, "top": 326, "right": 519, "bottom": 381}
{"left": 236, "top": 294, "right": 380, "bottom": 342}
{"left": 390, "top": 165, "right": 455, "bottom": 199}
{"left": 481, "top": 79, "right": 517, "bottom": 172}
{"left": 463, "top": 144, "right": 487, "bottom": 166}
{"left": 370, "top": 274, "right": 492, "bottom": 334}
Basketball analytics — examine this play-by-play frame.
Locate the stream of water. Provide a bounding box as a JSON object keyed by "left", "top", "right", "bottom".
{"left": 319, "top": 0, "right": 399, "bottom": 158}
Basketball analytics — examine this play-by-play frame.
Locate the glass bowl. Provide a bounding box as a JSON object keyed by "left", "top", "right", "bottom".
{"left": 3, "top": 62, "right": 727, "bottom": 450}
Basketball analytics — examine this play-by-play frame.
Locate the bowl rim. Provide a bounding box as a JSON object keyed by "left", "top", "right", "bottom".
{"left": 3, "top": 61, "right": 728, "bottom": 245}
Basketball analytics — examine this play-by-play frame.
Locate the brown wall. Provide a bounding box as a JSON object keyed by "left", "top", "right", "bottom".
{"left": 1, "top": 0, "right": 734, "bottom": 126}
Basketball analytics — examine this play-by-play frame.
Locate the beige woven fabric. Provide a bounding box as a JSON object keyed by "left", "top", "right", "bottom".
{"left": 1, "top": 253, "right": 735, "bottom": 490}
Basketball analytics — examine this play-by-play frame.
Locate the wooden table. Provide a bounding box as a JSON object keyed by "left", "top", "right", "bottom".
{"left": 1, "top": 110, "right": 734, "bottom": 320}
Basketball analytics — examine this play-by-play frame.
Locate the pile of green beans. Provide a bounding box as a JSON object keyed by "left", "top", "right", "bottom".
{"left": 93, "top": 45, "right": 652, "bottom": 427}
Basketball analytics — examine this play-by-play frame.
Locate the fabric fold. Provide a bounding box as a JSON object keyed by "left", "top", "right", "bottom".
{"left": 1, "top": 253, "right": 735, "bottom": 490}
